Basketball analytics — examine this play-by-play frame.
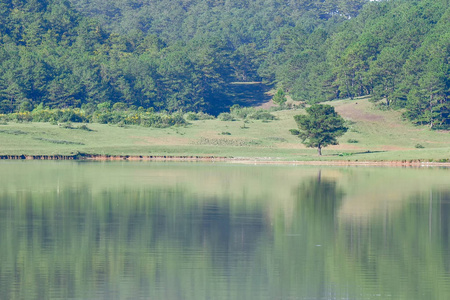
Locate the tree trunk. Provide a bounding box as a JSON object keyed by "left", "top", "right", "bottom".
{"left": 317, "top": 146, "right": 322, "bottom": 156}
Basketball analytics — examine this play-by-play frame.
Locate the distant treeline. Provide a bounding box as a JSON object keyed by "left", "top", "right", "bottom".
{"left": 0, "top": 0, "right": 448, "bottom": 128}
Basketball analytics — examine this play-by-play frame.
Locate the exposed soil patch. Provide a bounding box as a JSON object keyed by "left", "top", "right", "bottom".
{"left": 410, "top": 138, "right": 450, "bottom": 145}
{"left": 329, "top": 144, "right": 367, "bottom": 150}
{"left": 276, "top": 143, "right": 306, "bottom": 149}
{"left": 258, "top": 99, "right": 277, "bottom": 109}
{"left": 377, "top": 145, "right": 412, "bottom": 151}
{"left": 334, "top": 102, "right": 384, "bottom": 122}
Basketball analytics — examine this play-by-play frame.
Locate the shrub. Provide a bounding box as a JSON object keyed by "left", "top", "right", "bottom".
{"left": 59, "top": 110, "right": 84, "bottom": 123}
{"left": 289, "top": 129, "right": 300, "bottom": 135}
{"left": 2, "top": 105, "right": 187, "bottom": 128}
{"left": 248, "top": 111, "right": 276, "bottom": 121}
{"left": 30, "top": 108, "right": 87, "bottom": 123}
{"left": 228, "top": 106, "right": 277, "bottom": 121}
{"left": 140, "top": 112, "right": 186, "bottom": 128}
{"left": 347, "top": 139, "right": 359, "bottom": 143}
{"left": 272, "top": 88, "right": 287, "bottom": 106}
{"left": 230, "top": 104, "right": 241, "bottom": 112}
{"left": 12, "top": 112, "right": 33, "bottom": 122}
{"left": 19, "top": 101, "right": 33, "bottom": 112}
{"left": 218, "top": 113, "right": 235, "bottom": 121}
{"left": 93, "top": 112, "right": 111, "bottom": 124}
{"left": 109, "top": 111, "right": 126, "bottom": 124}
{"left": 112, "top": 102, "right": 127, "bottom": 111}
{"left": 338, "top": 152, "right": 353, "bottom": 156}
{"left": 0, "top": 114, "right": 7, "bottom": 125}
{"left": 231, "top": 107, "right": 255, "bottom": 119}
{"left": 32, "top": 109, "right": 54, "bottom": 122}
{"left": 415, "top": 144, "right": 425, "bottom": 149}
{"left": 97, "top": 101, "right": 111, "bottom": 112}
{"left": 125, "top": 113, "right": 140, "bottom": 125}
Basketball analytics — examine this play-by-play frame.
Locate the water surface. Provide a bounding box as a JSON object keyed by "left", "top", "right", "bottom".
{"left": 0, "top": 161, "right": 449, "bottom": 299}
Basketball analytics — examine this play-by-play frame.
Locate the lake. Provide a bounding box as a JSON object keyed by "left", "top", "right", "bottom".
{"left": 0, "top": 161, "right": 449, "bottom": 299}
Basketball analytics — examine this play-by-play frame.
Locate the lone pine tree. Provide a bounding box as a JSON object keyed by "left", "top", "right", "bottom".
{"left": 291, "top": 104, "right": 347, "bottom": 156}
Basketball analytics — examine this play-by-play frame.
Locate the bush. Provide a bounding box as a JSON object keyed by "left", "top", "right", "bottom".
{"left": 0, "top": 114, "right": 8, "bottom": 125}
{"left": 248, "top": 111, "right": 276, "bottom": 121}
{"left": 30, "top": 107, "right": 87, "bottom": 123}
{"left": 272, "top": 88, "right": 287, "bottom": 106}
{"left": 59, "top": 110, "right": 84, "bottom": 123}
{"left": 230, "top": 107, "right": 255, "bottom": 119}
{"left": 218, "top": 113, "right": 235, "bottom": 121}
{"left": 32, "top": 109, "right": 54, "bottom": 122}
{"left": 289, "top": 129, "right": 300, "bottom": 135}
{"left": 93, "top": 112, "right": 111, "bottom": 124}
{"left": 12, "top": 112, "right": 33, "bottom": 122}
{"left": 140, "top": 112, "right": 186, "bottom": 128}
{"left": 415, "top": 144, "right": 425, "bottom": 149}
{"left": 112, "top": 102, "right": 127, "bottom": 111}
{"left": 338, "top": 152, "right": 353, "bottom": 156}
{"left": 2, "top": 104, "right": 187, "bottom": 128}
{"left": 347, "top": 139, "right": 359, "bottom": 143}
{"left": 125, "top": 113, "right": 140, "bottom": 125}
{"left": 229, "top": 106, "right": 277, "bottom": 121}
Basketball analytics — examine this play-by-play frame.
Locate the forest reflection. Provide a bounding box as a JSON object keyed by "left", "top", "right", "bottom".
{"left": 0, "top": 162, "right": 449, "bottom": 299}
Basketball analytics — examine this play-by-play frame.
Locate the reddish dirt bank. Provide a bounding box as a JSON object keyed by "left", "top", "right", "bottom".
{"left": 0, "top": 154, "right": 228, "bottom": 161}
{"left": 0, "top": 154, "right": 449, "bottom": 167}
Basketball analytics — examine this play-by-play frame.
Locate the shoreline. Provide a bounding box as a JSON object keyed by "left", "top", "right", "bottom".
{"left": 1, "top": 154, "right": 449, "bottom": 167}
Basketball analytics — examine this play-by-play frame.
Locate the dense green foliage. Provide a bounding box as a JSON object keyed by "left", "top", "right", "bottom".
{"left": 0, "top": 0, "right": 448, "bottom": 127}
{"left": 291, "top": 104, "right": 347, "bottom": 155}
{"left": 270, "top": 0, "right": 449, "bottom": 128}
{"left": 272, "top": 88, "right": 287, "bottom": 106}
{"left": 0, "top": 102, "right": 187, "bottom": 127}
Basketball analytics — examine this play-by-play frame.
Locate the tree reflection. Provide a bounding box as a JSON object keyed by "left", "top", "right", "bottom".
{"left": 268, "top": 171, "right": 346, "bottom": 299}
{"left": 295, "top": 170, "right": 344, "bottom": 223}
{"left": 0, "top": 187, "right": 268, "bottom": 299}
{"left": 332, "top": 189, "right": 450, "bottom": 299}
{"left": 0, "top": 166, "right": 450, "bottom": 300}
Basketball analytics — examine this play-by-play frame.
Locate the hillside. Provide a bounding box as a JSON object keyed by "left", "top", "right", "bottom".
{"left": 0, "top": 98, "right": 449, "bottom": 161}
{"left": 0, "top": 0, "right": 448, "bottom": 128}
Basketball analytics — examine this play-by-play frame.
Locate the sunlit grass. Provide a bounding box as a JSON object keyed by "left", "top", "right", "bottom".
{"left": 0, "top": 98, "right": 449, "bottom": 161}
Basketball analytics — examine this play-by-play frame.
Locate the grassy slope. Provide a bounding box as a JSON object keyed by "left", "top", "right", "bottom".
{"left": 0, "top": 98, "right": 449, "bottom": 161}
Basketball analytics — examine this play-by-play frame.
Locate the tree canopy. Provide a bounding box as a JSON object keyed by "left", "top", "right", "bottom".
{"left": 0, "top": 0, "right": 448, "bottom": 128}
{"left": 291, "top": 104, "right": 348, "bottom": 155}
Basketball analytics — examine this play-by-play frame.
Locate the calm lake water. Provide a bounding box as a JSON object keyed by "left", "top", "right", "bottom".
{"left": 0, "top": 161, "right": 449, "bottom": 300}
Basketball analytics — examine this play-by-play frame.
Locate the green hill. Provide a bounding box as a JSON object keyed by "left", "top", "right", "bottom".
{"left": 0, "top": 0, "right": 448, "bottom": 127}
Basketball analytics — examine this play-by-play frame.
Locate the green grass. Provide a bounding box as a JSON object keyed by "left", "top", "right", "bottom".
{"left": 0, "top": 98, "right": 449, "bottom": 161}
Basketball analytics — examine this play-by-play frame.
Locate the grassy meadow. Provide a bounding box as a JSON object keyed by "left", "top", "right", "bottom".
{"left": 0, "top": 98, "right": 449, "bottom": 162}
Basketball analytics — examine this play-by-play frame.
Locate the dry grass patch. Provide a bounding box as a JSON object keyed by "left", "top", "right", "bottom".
{"left": 132, "top": 136, "right": 191, "bottom": 146}
{"left": 334, "top": 101, "right": 385, "bottom": 122}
